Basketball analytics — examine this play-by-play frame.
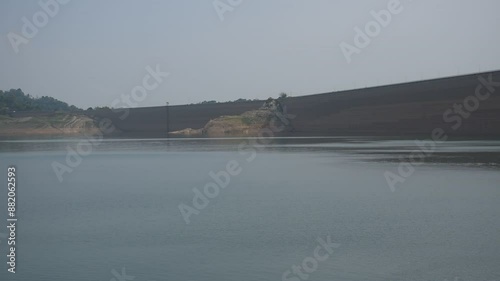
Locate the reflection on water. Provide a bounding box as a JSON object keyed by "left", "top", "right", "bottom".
{"left": 0, "top": 137, "right": 499, "bottom": 281}
{"left": 1, "top": 137, "right": 499, "bottom": 167}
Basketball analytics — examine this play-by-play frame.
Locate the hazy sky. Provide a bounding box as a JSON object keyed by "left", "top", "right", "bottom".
{"left": 1, "top": 0, "right": 499, "bottom": 108}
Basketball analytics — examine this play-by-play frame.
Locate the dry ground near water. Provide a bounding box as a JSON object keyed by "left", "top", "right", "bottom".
{"left": 0, "top": 114, "right": 101, "bottom": 137}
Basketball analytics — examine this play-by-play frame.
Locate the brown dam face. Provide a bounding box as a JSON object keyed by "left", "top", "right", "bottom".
{"left": 94, "top": 71, "right": 500, "bottom": 138}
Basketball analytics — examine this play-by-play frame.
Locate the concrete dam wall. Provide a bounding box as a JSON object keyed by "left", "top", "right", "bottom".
{"left": 95, "top": 71, "right": 500, "bottom": 137}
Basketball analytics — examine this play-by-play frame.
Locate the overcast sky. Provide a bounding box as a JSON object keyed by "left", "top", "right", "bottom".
{"left": 1, "top": 0, "right": 499, "bottom": 108}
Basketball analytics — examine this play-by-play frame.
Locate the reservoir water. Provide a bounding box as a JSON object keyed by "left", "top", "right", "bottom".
{"left": 0, "top": 137, "right": 499, "bottom": 281}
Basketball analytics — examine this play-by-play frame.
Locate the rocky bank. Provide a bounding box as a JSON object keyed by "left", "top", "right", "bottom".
{"left": 169, "top": 98, "right": 294, "bottom": 137}
{"left": 0, "top": 113, "right": 103, "bottom": 138}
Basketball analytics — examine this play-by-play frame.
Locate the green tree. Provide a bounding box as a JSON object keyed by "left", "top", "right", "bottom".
{"left": 0, "top": 89, "right": 81, "bottom": 114}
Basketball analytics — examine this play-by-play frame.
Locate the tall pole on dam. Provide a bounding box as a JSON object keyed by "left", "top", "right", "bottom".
{"left": 166, "top": 102, "right": 170, "bottom": 138}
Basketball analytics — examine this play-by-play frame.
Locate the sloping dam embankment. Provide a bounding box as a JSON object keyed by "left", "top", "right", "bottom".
{"left": 94, "top": 71, "right": 500, "bottom": 138}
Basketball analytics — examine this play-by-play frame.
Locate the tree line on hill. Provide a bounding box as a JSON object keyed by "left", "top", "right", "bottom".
{"left": 0, "top": 89, "right": 81, "bottom": 115}
{"left": 194, "top": 93, "right": 289, "bottom": 105}
{"left": 0, "top": 88, "right": 290, "bottom": 115}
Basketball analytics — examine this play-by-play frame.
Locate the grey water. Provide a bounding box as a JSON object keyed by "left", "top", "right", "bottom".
{"left": 0, "top": 137, "right": 499, "bottom": 281}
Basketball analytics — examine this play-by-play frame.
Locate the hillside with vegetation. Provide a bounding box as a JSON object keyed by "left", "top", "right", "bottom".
{"left": 0, "top": 89, "right": 105, "bottom": 138}
{"left": 0, "top": 89, "right": 80, "bottom": 114}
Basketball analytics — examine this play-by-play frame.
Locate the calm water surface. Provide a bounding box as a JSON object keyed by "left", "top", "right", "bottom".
{"left": 0, "top": 137, "right": 499, "bottom": 281}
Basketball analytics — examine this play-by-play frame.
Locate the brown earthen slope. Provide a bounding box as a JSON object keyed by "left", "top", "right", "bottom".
{"left": 94, "top": 71, "right": 500, "bottom": 138}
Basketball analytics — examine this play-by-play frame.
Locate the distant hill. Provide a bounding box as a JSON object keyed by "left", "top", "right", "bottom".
{"left": 0, "top": 89, "right": 80, "bottom": 114}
